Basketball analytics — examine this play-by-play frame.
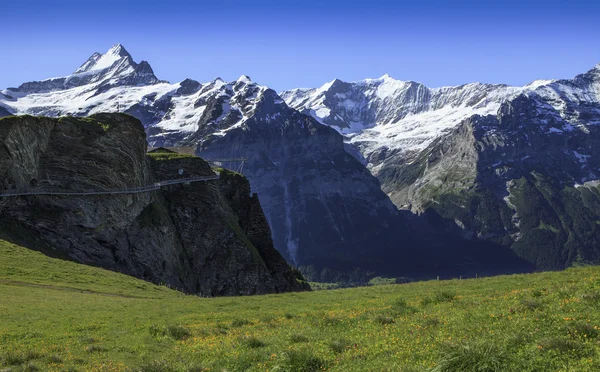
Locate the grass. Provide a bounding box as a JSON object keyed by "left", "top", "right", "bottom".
{"left": 1, "top": 239, "right": 600, "bottom": 371}
{"left": 431, "top": 341, "right": 511, "bottom": 372}
{"left": 231, "top": 318, "right": 252, "bottom": 328}
{"left": 418, "top": 290, "right": 457, "bottom": 307}
{"left": 148, "top": 325, "right": 191, "bottom": 341}
{"left": 369, "top": 276, "right": 397, "bottom": 286}
{"left": 280, "top": 350, "right": 327, "bottom": 372}
{"left": 390, "top": 298, "right": 418, "bottom": 316}
{"left": 147, "top": 152, "right": 196, "bottom": 161}
{"left": 241, "top": 336, "right": 267, "bottom": 349}
{"left": 289, "top": 334, "right": 310, "bottom": 343}
{"left": 328, "top": 339, "right": 353, "bottom": 354}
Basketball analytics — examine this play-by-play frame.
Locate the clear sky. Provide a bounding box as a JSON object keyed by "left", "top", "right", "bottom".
{"left": 2, "top": 0, "right": 600, "bottom": 91}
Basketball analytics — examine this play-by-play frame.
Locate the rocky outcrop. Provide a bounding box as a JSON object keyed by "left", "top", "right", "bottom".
{"left": 185, "top": 88, "right": 404, "bottom": 269}
{"left": 174, "top": 84, "right": 532, "bottom": 278}
{"left": 3, "top": 44, "right": 577, "bottom": 278}
{"left": 380, "top": 94, "right": 600, "bottom": 269}
{"left": 283, "top": 63, "right": 600, "bottom": 271}
{"left": 0, "top": 113, "right": 308, "bottom": 296}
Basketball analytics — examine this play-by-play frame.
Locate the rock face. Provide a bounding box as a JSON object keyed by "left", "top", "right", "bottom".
{"left": 5, "top": 43, "right": 596, "bottom": 276}
{"left": 15, "top": 44, "right": 163, "bottom": 95}
{"left": 0, "top": 114, "right": 308, "bottom": 296}
{"left": 2, "top": 46, "right": 448, "bottom": 274}
{"left": 382, "top": 103, "right": 600, "bottom": 270}
{"left": 284, "top": 65, "right": 600, "bottom": 270}
{"left": 281, "top": 75, "right": 521, "bottom": 169}
{"left": 172, "top": 81, "right": 532, "bottom": 278}
{"left": 175, "top": 81, "right": 406, "bottom": 269}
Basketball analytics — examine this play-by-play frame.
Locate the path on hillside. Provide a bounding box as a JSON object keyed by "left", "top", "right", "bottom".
{"left": 0, "top": 174, "right": 220, "bottom": 197}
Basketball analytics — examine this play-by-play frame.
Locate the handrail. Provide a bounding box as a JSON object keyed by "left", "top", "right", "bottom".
{"left": 205, "top": 158, "right": 248, "bottom": 162}
{"left": 0, "top": 174, "right": 220, "bottom": 198}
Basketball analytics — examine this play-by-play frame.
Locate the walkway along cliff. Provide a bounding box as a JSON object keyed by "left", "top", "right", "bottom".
{"left": 0, "top": 113, "right": 309, "bottom": 296}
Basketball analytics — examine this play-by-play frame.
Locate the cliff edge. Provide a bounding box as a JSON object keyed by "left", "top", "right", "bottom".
{"left": 0, "top": 113, "right": 309, "bottom": 296}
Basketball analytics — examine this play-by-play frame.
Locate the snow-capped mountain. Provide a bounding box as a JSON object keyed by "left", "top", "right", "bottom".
{"left": 146, "top": 75, "right": 283, "bottom": 146}
{"left": 13, "top": 44, "right": 161, "bottom": 94}
{"left": 281, "top": 65, "right": 600, "bottom": 191}
{"left": 1, "top": 44, "right": 164, "bottom": 117}
{"left": 281, "top": 72, "right": 600, "bottom": 174}
{"left": 283, "top": 64, "right": 600, "bottom": 269}
{"left": 281, "top": 75, "right": 519, "bottom": 166}
{"left": 7, "top": 44, "right": 527, "bottom": 278}
{"left": 1, "top": 45, "right": 289, "bottom": 147}
{"left": 4, "top": 44, "right": 599, "bottom": 273}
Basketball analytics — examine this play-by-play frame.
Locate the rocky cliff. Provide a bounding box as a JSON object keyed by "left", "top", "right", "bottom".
{"left": 174, "top": 84, "right": 532, "bottom": 278}
{"left": 379, "top": 95, "right": 600, "bottom": 269}
{"left": 284, "top": 64, "right": 600, "bottom": 271}
{"left": 176, "top": 85, "right": 404, "bottom": 269}
{"left": 0, "top": 113, "right": 308, "bottom": 296}
{"left": 4, "top": 43, "right": 582, "bottom": 277}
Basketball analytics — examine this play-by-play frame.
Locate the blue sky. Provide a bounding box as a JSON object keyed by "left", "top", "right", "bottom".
{"left": 2, "top": 0, "right": 600, "bottom": 91}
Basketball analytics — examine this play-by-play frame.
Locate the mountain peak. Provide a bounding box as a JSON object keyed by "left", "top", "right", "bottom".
{"left": 320, "top": 78, "right": 344, "bottom": 91}
{"left": 107, "top": 43, "right": 130, "bottom": 57}
{"left": 74, "top": 44, "right": 133, "bottom": 74}
{"left": 362, "top": 74, "right": 395, "bottom": 84}
{"left": 237, "top": 75, "right": 252, "bottom": 84}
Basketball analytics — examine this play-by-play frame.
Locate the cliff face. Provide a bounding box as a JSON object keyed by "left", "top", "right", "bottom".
{"left": 180, "top": 89, "right": 409, "bottom": 270}
{"left": 0, "top": 113, "right": 308, "bottom": 296}
{"left": 282, "top": 66, "right": 600, "bottom": 272}
{"left": 379, "top": 95, "right": 600, "bottom": 270}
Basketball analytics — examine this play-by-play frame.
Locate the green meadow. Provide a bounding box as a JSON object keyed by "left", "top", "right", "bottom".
{"left": 1, "top": 238, "right": 600, "bottom": 371}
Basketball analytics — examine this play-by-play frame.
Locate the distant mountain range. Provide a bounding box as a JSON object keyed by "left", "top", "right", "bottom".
{"left": 282, "top": 62, "right": 600, "bottom": 270}
{"left": 3, "top": 44, "right": 600, "bottom": 278}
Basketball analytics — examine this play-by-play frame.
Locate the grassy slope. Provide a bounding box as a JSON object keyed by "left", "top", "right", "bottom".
{"left": 1, "top": 239, "right": 600, "bottom": 371}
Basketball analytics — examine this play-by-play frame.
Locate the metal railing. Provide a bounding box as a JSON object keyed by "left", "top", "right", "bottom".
{"left": 0, "top": 174, "right": 220, "bottom": 198}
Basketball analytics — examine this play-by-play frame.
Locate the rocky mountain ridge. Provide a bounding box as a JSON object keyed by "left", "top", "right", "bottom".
{"left": 1, "top": 45, "right": 435, "bottom": 273}
{"left": 0, "top": 113, "right": 308, "bottom": 295}
{"left": 282, "top": 64, "right": 600, "bottom": 269}
{"left": 3, "top": 44, "right": 597, "bottom": 274}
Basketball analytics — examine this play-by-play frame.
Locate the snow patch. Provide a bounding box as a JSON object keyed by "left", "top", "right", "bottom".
{"left": 573, "top": 150, "right": 591, "bottom": 163}
{"left": 237, "top": 75, "right": 252, "bottom": 84}
{"left": 75, "top": 44, "right": 126, "bottom": 74}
